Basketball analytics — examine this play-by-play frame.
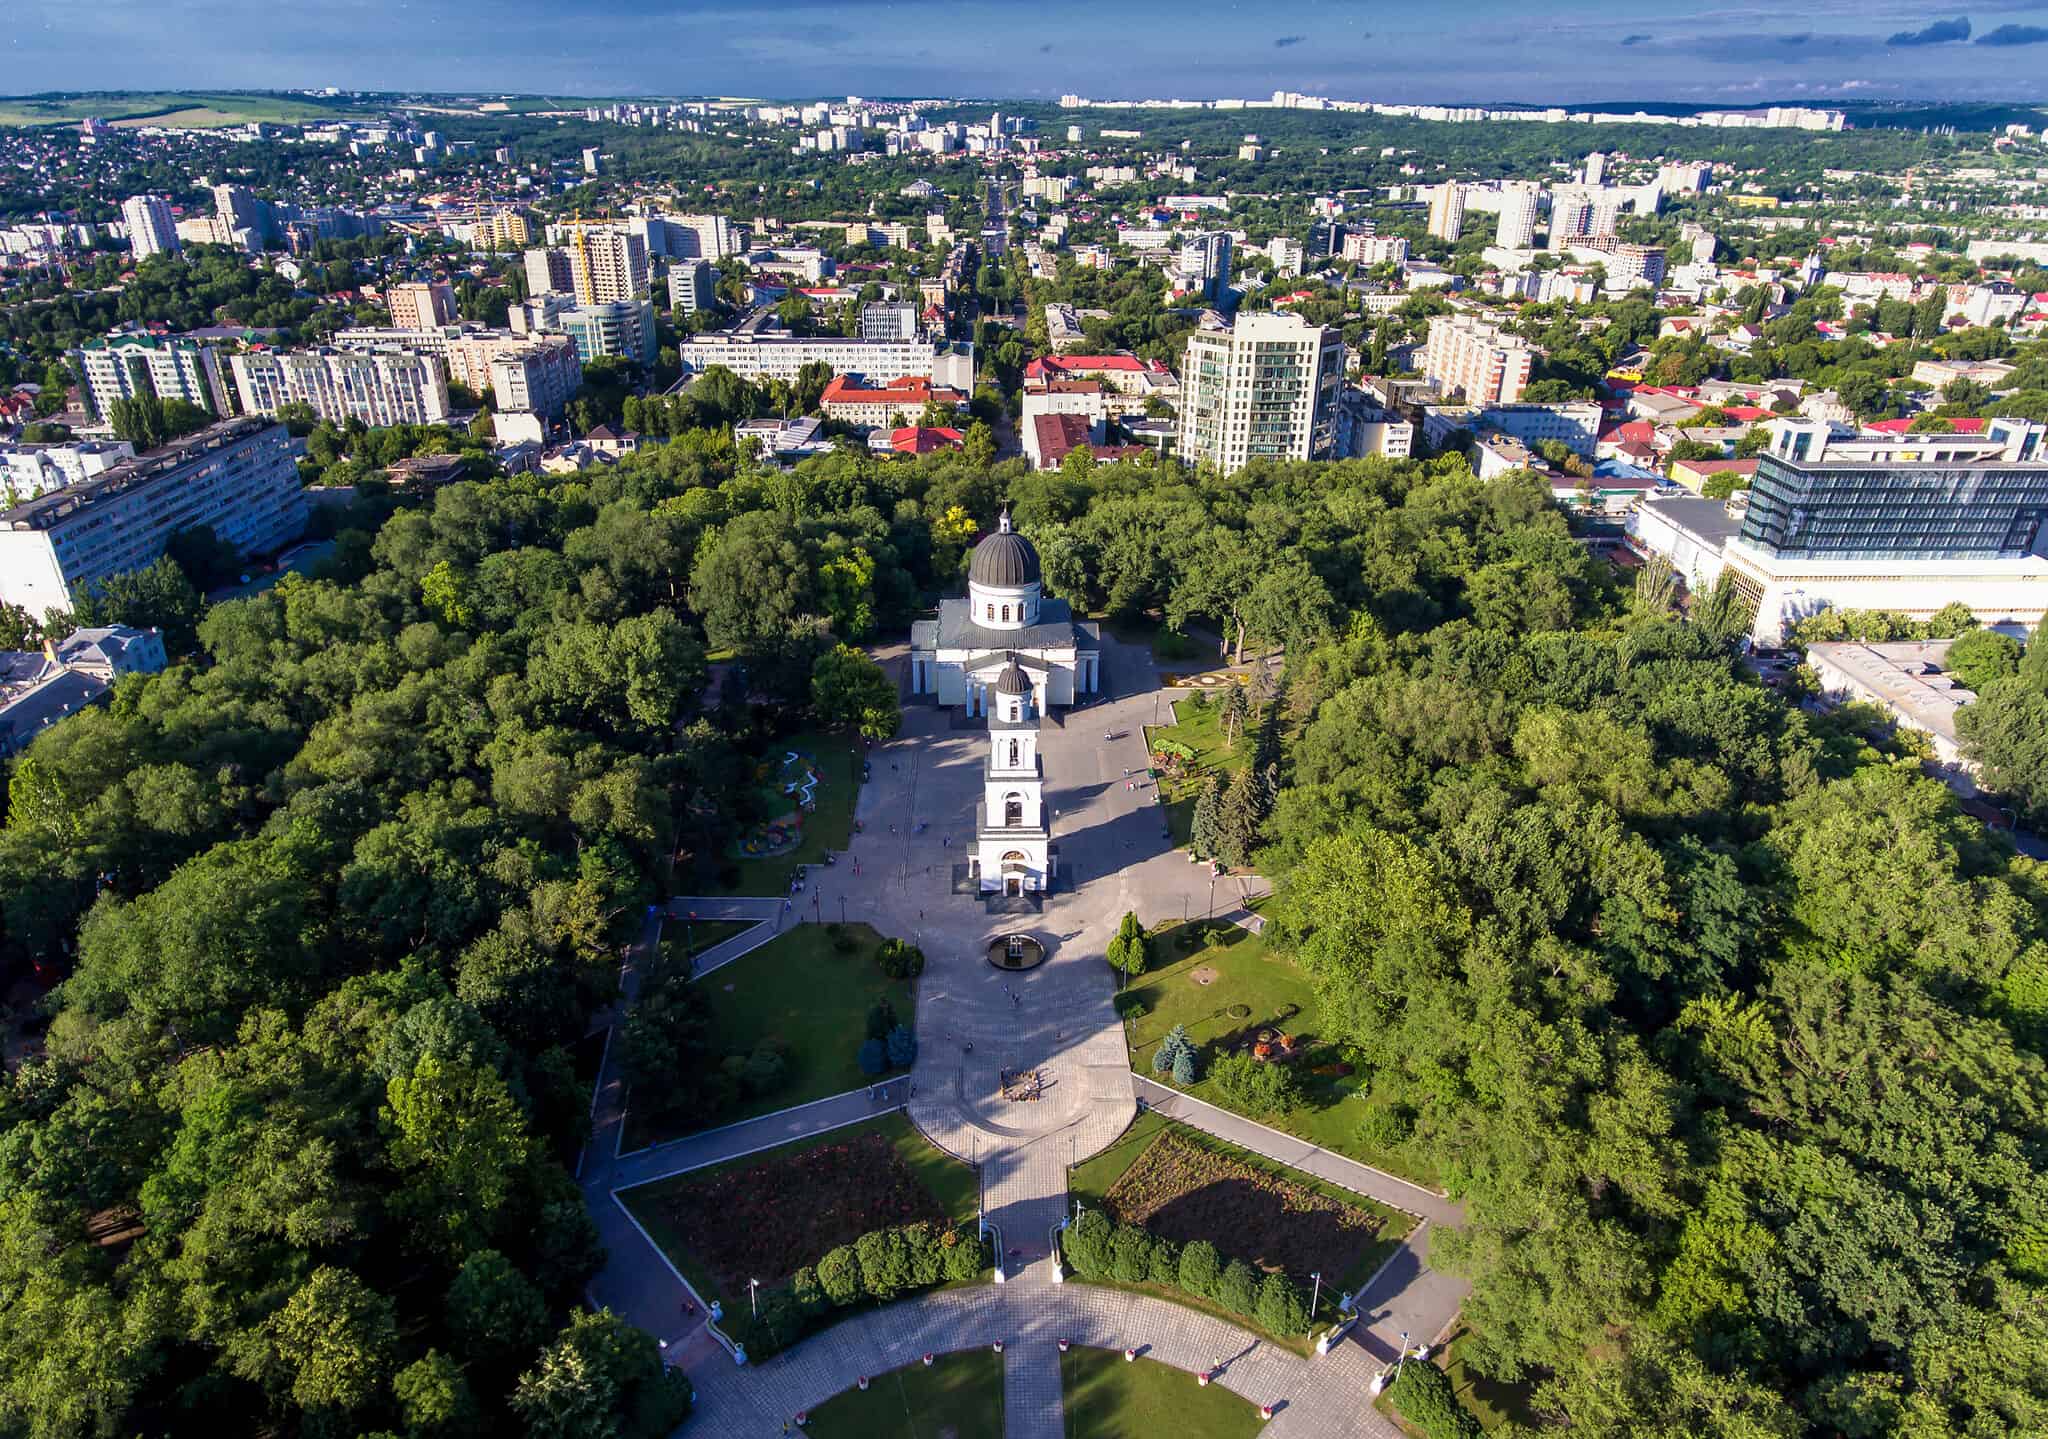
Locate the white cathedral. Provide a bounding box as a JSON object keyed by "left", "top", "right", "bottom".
{"left": 909, "top": 514, "right": 1096, "bottom": 896}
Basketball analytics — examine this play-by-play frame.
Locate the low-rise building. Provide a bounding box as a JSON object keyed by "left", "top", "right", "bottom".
{"left": 1807, "top": 639, "right": 1977, "bottom": 776}
{"left": 818, "top": 375, "right": 966, "bottom": 428}
{"left": 0, "top": 439, "right": 136, "bottom": 503}
{"left": 0, "top": 624, "right": 168, "bottom": 756}
{"left": 677, "top": 330, "right": 941, "bottom": 385}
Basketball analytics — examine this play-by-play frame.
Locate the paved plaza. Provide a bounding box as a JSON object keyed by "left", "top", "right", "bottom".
{"left": 578, "top": 633, "right": 1469, "bottom": 1436}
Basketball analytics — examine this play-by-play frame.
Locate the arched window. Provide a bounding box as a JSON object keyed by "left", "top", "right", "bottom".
{"left": 1004, "top": 793, "right": 1024, "bottom": 826}
{"left": 986, "top": 603, "right": 995, "bottom": 621}
{"left": 1001, "top": 604, "right": 1011, "bottom": 622}
{"left": 1008, "top": 738, "right": 1020, "bottom": 767}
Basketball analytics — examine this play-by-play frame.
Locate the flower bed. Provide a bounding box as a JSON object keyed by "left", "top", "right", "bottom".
{"left": 645, "top": 1131, "right": 946, "bottom": 1294}
{"left": 1103, "top": 1128, "right": 1388, "bottom": 1279}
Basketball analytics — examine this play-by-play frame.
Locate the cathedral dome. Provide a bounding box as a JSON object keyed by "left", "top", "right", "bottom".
{"left": 968, "top": 511, "right": 1041, "bottom": 589}
{"left": 994, "top": 658, "right": 1033, "bottom": 696}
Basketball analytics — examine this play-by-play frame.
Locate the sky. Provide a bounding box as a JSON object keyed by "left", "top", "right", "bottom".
{"left": 10, "top": 0, "right": 2048, "bottom": 106}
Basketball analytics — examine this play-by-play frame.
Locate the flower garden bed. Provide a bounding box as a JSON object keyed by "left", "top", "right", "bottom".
{"left": 1102, "top": 1127, "right": 1394, "bottom": 1283}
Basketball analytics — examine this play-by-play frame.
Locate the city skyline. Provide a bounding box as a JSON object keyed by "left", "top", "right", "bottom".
{"left": 11, "top": 0, "right": 2048, "bottom": 105}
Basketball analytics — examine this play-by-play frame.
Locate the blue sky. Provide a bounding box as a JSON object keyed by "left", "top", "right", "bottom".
{"left": 10, "top": 0, "right": 2048, "bottom": 104}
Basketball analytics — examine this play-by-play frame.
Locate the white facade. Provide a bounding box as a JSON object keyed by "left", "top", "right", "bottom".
{"left": 571, "top": 230, "right": 651, "bottom": 304}
{"left": 676, "top": 332, "right": 936, "bottom": 383}
{"left": 974, "top": 665, "right": 1052, "bottom": 896}
{"left": 489, "top": 340, "right": 583, "bottom": 419}
{"left": 0, "top": 420, "right": 306, "bottom": 613}
{"left": 1177, "top": 311, "right": 1344, "bottom": 472}
{"left": 0, "top": 440, "right": 136, "bottom": 504}
{"left": 121, "top": 195, "right": 179, "bottom": 260}
{"left": 1424, "top": 315, "right": 1534, "bottom": 406}
{"left": 232, "top": 348, "right": 450, "bottom": 427}
{"left": 668, "top": 259, "right": 717, "bottom": 315}
{"left": 1427, "top": 183, "right": 1465, "bottom": 241}
{"left": 71, "top": 335, "right": 232, "bottom": 423}
{"left": 1494, "top": 183, "right": 1541, "bottom": 250}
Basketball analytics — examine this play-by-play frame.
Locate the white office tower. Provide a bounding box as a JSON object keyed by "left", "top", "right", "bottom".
{"left": 121, "top": 195, "right": 180, "bottom": 260}
{"left": 668, "top": 259, "right": 717, "bottom": 316}
{"left": 1494, "top": 183, "right": 1541, "bottom": 250}
{"left": 1178, "top": 311, "right": 1344, "bottom": 473}
{"left": 974, "top": 653, "right": 1051, "bottom": 897}
{"left": 524, "top": 247, "right": 574, "bottom": 296}
{"left": 1583, "top": 151, "right": 1607, "bottom": 186}
{"left": 1427, "top": 183, "right": 1465, "bottom": 242}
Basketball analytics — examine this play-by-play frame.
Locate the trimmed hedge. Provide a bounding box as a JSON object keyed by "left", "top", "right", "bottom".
{"left": 1386, "top": 1359, "right": 1483, "bottom": 1439}
{"left": 1060, "top": 1209, "right": 1312, "bottom": 1340}
{"left": 744, "top": 1220, "right": 988, "bottom": 1359}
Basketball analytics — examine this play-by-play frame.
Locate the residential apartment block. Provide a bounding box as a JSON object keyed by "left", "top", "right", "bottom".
{"left": 71, "top": 334, "right": 233, "bottom": 424}
{"left": 1427, "top": 183, "right": 1466, "bottom": 242}
{"left": 1424, "top": 314, "right": 1535, "bottom": 405}
{"left": 387, "top": 281, "right": 456, "bottom": 331}
{"left": 675, "top": 331, "right": 937, "bottom": 384}
{"left": 121, "top": 195, "right": 179, "bottom": 261}
{"left": 0, "top": 420, "right": 306, "bottom": 613}
{"left": 231, "top": 348, "right": 450, "bottom": 427}
{"left": 667, "top": 259, "right": 718, "bottom": 316}
{"left": 1177, "top": 312, "right": 1344, "bottom": 472}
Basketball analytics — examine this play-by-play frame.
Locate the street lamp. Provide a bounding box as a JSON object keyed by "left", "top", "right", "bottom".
{"left": 1309, "top": 1271, "right": 1323, "bottom": 1318}
{"left": 1394, "top": 1330, "right": 1410, "bottom": 1382}
{"left": 1207, "top": 875, "right": 1217, "bottom": 921}
{"left": 749, "top": 1278, "right": 761, "bottom": 1319}
{"left": 840, "top": 895, "right": 847, "bottom": 924}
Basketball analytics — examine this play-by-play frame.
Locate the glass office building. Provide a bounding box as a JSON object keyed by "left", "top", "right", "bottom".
{"left": 1739, "top": 420, "right": 2048, "bottom": 561}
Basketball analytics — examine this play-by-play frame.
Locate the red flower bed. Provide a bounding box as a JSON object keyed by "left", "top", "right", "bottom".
{"left": 1103, "top": 1129, "right": 1385, "bottom": 1279}
{"left": 653, "top": 1133, "right": 946, "bottom": 1292}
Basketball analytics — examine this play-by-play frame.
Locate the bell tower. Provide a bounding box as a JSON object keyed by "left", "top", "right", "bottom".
{"left": 975, "top": 655, "right": 1051, "bottom": 896}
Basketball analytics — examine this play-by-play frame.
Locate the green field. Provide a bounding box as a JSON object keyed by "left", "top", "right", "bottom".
{"left": 809, "top": 1350, "right": 1005, "bottom": 1437}
{"left": 0, "top": 92, "right": 360, "bottom": 127}
{"left": 718, "top": 728, "right": 866, "bottom": 895}
{"left": 1144, "top": 696, "right": 1253, "bottom": 847}
{"left": 1123, "top": 919, "right": 1439, "bottom": 1185}
{"left": 626, "top": 922, "right": 914, "bottom": 1149}
{"left": 1062, "top": 1347, "right": 1263, "bottom": 1439}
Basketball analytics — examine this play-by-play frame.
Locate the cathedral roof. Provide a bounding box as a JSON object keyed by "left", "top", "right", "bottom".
{"left": 994, "top": 656, "right": 1033, "bottom": 695}
{"left": 968, "top": 510, "right": 1042, "bottom": 589}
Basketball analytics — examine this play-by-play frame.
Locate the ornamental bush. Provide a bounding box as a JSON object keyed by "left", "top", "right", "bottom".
{"left": 1062, "top": 1209, "right": 1112, "bottom": 1277}
{"left": 1386, "top": 1359, "right": 1482, "bottom": 1439}
{"left": 1147, "top": 1236, "right": 1182, "bottom": 1288}
{"left": 865, "top": 1000, "right": 898, "bottom": 1042}
{"left": 1210, "top": 1052, "right": 1301, "bottom": 1114}
{"left": 1110, "top": 1223, "right": 1155, "bottom": 1285}
{"left": 943, "top": 1226, "right": 987, "bottom": 1283}
{"left": 1358, "top": 1104, "right": 1414, "bottom": 1151}
{"left": 1255, "top": 1270, "right": 1310, "bottom": 1335}
{"left": 1216, "top": 1258, "right": 1258, "bottom": 1317}
{"left": 816, "top": 1244, "right": 862, "bottom": 1306}
{"left": 789, "top": 1266, "right": 828, "bottom": 1318}
{"left": 855, "top": 1227, "right": 914, "bottom": 1300}
{"left": 1171, "top": 1049, "right": 1197, "bottom": 1085}
{"left": 885, "top": 1024, "right": 918, "bottom": 1068}
{"left": 903, "top": 1222, "right": 945, "bottom": 1288}
{"left": 857, "top": 1038, "right": 888, "bottom": 1075}
{"left": 1178, "top": 1239, "right": 1221, "bottom": 1299}
{"left": 877, "top": 938, "right": 926, "bottom": 978}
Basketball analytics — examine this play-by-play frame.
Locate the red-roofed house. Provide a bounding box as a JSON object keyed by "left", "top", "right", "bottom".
{"left": 1025, "top": 414, "right": 1146, "bottom": 471}
{"left": 1020, "top": 353, "right": 1177, "bottom": 401}
{"left": 820, "top": 374, "right": 967, "bottom": 428}
{"left": 884, "top": 425, "right": 964, "bottom": 455}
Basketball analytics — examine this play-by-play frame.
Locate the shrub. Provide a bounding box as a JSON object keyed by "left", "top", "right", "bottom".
{"left": 1171, "top": 1049, "right": 1197, "bottom": 1086}
{"left": 1358, "top": 1105, "right": 1414, "bottom": 1151}
{"left": 1062, "top": 1209, "right": 1112, "bottom": 1278}
{"left": 1147, "top": 1237, "right": 1182, "bottom": 1289}
{"left": 1178, "top": 1239, "right": 1221, "bottom": 1299}
{"left": 1110, "top": 1223, "right": 1155, "bottom": 1285}
{"left": 1387, "top": 1359, "right": 1483, "bottom": 1439}
{"left": 753, "top": 1289, "right": 806, "bottom": 1355}
{"left": 740, "top": 1042, "right": 786, "bottom": 1096}
{"left": 1153, "top": 1023, "right": 1198, "bottom": 1084}
{"left": 943, "top": 1226, "right": 986, "bottom": 1283}
{"left": 877, "top": 937, "right": 926, "bottom": 978}
{"left": 1255, "top": 1270, "right": 1309, "bottom": 1335}
{"left": 1115, "top": 991, "right": 1150, "bottom": 1021}
{"left": 789, "top": 1266, "right": 828, "bottom": 1318}
{"left": 1210, "top": 1052, "right": 1301, "bottom": 1115}
{"left": 816, "top": 1245, "right": 862, "bottom": 1306}
{"left": 857, "top": 1038, "right": 888, "bottom": 1075}
{"left": 829, "top": 923, "right": 858, "bottom": 954}
{"left": 1215, "top": 1258, "right": 1258, "bottom": 1317}
{"left": 855, "top": 1228, "right": 913, "bottom": 1300}
{"left": 865, "top": 1000, "right": 898, "bottom": 1041}
{"left": 885, "top": 1024, "right": 917, "bottom": 1068}
{"left": 903, "top": 1222, "right": 946, "bottom": 1287}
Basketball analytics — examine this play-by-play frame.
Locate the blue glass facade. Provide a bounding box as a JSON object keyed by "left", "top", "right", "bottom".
{"left": 1740, "top": 448, "right": 2048, "bottom": 561}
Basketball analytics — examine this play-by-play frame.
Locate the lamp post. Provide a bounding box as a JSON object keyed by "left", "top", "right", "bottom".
{"left": 1394, "top": 1330, "right": 1410, "bottom": 1383}
{"left": 1207, "top": 875, "right": 1216, "bottom": 921}
{"left": 839, "top": 895, "right": 847, "bottom": 925}
{"left": 749, "top": 1278, "right": 761, "bottom": 1319}
{"left": 1309, "top": 1271, "right": 1323, "bottom": 1319}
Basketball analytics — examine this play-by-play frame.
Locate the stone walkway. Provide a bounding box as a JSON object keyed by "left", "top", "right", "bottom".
{"left": 580, "top": 635, "right": 1464, "bottom": 1433}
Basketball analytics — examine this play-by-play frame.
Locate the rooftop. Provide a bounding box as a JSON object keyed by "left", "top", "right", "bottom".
{"left": 0, "top": 418, "right": 280, "bottom": 532}
{"left": 1806, "top": 639, "right": 1972, "bottom": 747}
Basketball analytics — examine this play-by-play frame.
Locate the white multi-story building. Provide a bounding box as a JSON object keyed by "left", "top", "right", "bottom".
{"left": 0, "top": 439, "right": 136, "bottom": 504}
{"left": 1427, "top": 183, "right": 1465, "bottom": 242}
{"left": 570, "top": 230, "right": 651, "bottom": 305}
{"left": 859, "top": 301, "right": 921, "bottom": 341}
{"left": 524, "top": 247, "right": 574, "bottom": 296}
{"left": 488, "top": 340, "right": 582, "bottom": 419}
{"left": 675, "top": 331, "right": 938, "bottom": 384}
{"left": 1494, "top": 182, "right": 1541, "bottom": 250}
{"left": 231, "top": 348, "right": 450, "bottom": 427}
{"left": 121, "top": 195, "right": 179, "bottom": 261}
{"left": 70, "top": 334, "right": 233, "bottom": 424}
{"left": 1606, "top": 244, "right": 1668, "bottom": 292}
{"left": 1424, "top": 315, "right": 1535, "bottom": 405}
{"left": 0, "top": 420, "right": 305, "bottom": 613}
{"left": 1420, "top": 400, "right": 1604, "bottom": 457}
{"left": 1344, "top": 233, "right": 1409, "bottom": 266}
{"left": 667, "top": 259, "right": 718, "bottom": 316}
{"left": 557, "top": 300, "right": 658, "bottom": 367}
{"left": 1266, "top": 236, "right": 1305, "bottom": 276}
{"left": 1583, "top": 151, "right": 1607, "bottom": 186}
{"left": 1177, "top": 311, "right": 1344, "bottom": 473}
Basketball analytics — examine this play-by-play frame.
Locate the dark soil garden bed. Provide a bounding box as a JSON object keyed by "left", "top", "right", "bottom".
{"left": 645, "top": 1131, "right": 946, "bottom": 1293}
{"left": 1102, "top": 1129, "right": 1389, "bottom": 1279}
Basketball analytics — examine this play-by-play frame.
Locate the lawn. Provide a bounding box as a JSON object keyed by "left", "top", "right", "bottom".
{"left": 1124, "top": 919, "right": 1440, "bottom": 1186}
{"left": 0, "top": 92, "right": 357, "bottom": 126}
{"left": 617, "top": 1111, "right": 977, "bottom": 1335}
{"left": 625, "top": 922, "right": 914, "bottom": 1148}
{"left": 1143, "top": 696, "right": 1253, "bottom": 847}
{"left": 716, "top": 728, "right": 866, "bottom": 895}
{"left": 1062, "top": 1347, "right": 1263, "bottom": 1439}
{"left": 664, "top": 920, "right": 755, "bottom": 962}
{"left": 809, "top": 1349, "right": 1005, "bottom": 1437}
{"left": 1072, "top": 1111, "right": 1412, "bottom": 1312}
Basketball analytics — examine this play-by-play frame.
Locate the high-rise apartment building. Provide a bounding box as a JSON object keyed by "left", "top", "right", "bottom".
{"left": 1177, "top": 312, "right": 1344, "bottom": 473}
{"left": 1178, "top": 232, "right": 1234, "bottom": 298}
{"left": 1494, "top": 182, "right": 1541, "bottom": 250}
{"left": 570, "top": 230, "right": 650, "bottom": 305}
{"left": 1424, "top": 315, "right": 1535, "bottom": 405}
{"left": 859, "top": 301, "right": 921, "bottom": 341}
{"left": 1583, "top": 151, "right": 1607, "bottom": 186}
{"left": 488, "top": 341, "right": 583, "bottom": 420}
{"left": 1343, "top": 233, "right": 1408, "bottom": 266}
{"left": 70, "top": 334, "right": 233, "bottom": 422}
{"left": 0, "top": 420, "right": 306, "bottom": 613}
{"left": 211, "top": 183, "right": 274, "bottom": 247}
{"left": 556, "top": 300, "right": 657, "bottom": 367}
{"left": 387, "top": 281, "right": 457, "bottom": 332}
{"left": 524, "top": 247, "right": 575, "bottom": 296}
{"left": 1548, "top": 191, "right": 1593, "bottom": 251}
{"left": 1606, "top": 244, "right": 1668, "bottom": 292}
{"left": 667, "top": 259, "right": 718, "bottom": 317}
{"left": 230, "top": 348, "right": 449, "bottom": 427}
{"left": 121, "top": 195, "right": 180, "bottom": 261}
{"left": 1427, "top": 183, "right": 1466, "bottom": 242}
